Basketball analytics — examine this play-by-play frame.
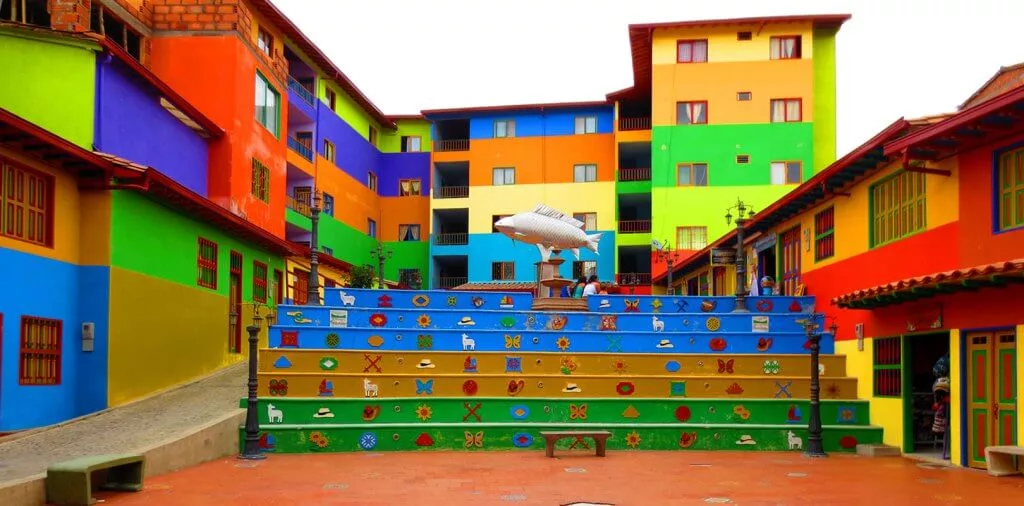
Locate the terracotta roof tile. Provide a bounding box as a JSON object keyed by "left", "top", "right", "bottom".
{"left": 832, "top": 259, "right": 1024, "bottom": 307}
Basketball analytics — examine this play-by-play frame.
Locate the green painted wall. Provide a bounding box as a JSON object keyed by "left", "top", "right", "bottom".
{"left": 616, "top": 180, "right": 652, "bottom": 195}
{"left": 378, "top": 119, "right": 433, "bottom": 153}
{"left": 384, "top": 240, "right": 430, "bottom": 281}
{"left": 651, "top": 123, "right": 815, "bottom": 187}
{"left": 111, "top": 192, "right": 284, "bottom": 300}
{"left": 307, "top": 213, "right": 429, "bottom": 281}
{"left": 0, "top": 29, "right": 96, "bottom": 149}
{"left": 812, "top": 28, "right": 839, "bottom": 172}
{"left": 650, "top": 185, "right": 798, "bottom": 244}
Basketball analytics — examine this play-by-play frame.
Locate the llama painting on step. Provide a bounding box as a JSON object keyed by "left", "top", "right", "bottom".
{"left": 267, "top": 403, "right": 283, "bottom": 423}
{"left": 786, "top": 430, "right": 803, "bottom": 450}
{"left": 461, "top": 333, "right": 476, "bottom": 350}
{"left": 363, "top": 378, "right": 379, "bottom": 398}
{"left": 652, "top": 316, "right": 665, "bottom": 332}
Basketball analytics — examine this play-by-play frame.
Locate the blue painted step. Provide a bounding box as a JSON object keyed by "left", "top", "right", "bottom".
{"left": 587, "top": 295, "right": 817, "bottom": 314}
{"left": 322, "top": 288, "right": 531, "bottom": 311}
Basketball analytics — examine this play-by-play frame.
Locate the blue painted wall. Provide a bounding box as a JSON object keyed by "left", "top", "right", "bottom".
{"left": 429, "top": 231, "right": 616, "bottom": 283}
{"left": 426, "top": 106, "right": 615, "bottom": 140}
{"left": 0, "top": 249, "right": 109, "bottom": 431}
{"left": 94, "top": 55, "right": 209, "bottom": 196}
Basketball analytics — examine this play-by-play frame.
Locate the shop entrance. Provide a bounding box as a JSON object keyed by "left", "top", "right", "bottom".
{"left": 965, "top": 329, "right": 1018, "bottom": 469}
{"left": 902, "top": 332, "right": 951, "bottom": 459}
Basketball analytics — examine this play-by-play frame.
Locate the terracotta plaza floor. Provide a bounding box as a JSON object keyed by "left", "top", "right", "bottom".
{"left": 98, "top": 451, "right": 1024, "bottom": 505}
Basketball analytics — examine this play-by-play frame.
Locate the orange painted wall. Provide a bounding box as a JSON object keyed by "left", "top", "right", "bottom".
{"left": 465, "top": 134, "right": 615, "bottom": 186}
{"left": 958, "top": 132, "right": 1024, "bottom": 266}
{"left": 379, "top": 196, "right": 429, "bottom": 241}
{"left": 148, "top": 35, "right": 287, "bottom": 237}
{"left": 315, "top": 155, "right": 379, "bottom": 232}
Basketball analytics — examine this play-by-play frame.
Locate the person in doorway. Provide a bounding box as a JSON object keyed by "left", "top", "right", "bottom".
{"left": 572, "top": 277, "right": 587, "bottom": 298}
{"left": 582, "top": 275, "right": 600, "bottom": 297}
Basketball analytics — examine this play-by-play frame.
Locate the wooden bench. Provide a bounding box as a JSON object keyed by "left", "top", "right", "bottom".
{"left": 985, "top": 445, "right": 1024, "bottom": 477}
{"left": 46, "top": 454, "right": 145, "bottom": 506}
{"left": 540, "top": 431, "right": 612, "bottom": 458}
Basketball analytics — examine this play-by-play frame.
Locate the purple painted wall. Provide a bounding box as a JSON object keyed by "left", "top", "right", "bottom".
{"left": 94, "top": 56, "right": 209, "bottom": 196}
{"left": 379, "top": 152, "right": 430, "bottom": 197}
{"left": 316, "top": 102, "right": 378, "bottom": 185}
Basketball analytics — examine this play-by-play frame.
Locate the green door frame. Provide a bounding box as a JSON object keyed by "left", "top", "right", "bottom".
{"left": 901, "top": 330, "right": 951, "bottom": 454}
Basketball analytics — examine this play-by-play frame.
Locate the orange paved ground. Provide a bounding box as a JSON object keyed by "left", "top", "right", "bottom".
{"left": 98, "top": 451, "right": 1024, "bottom": 506}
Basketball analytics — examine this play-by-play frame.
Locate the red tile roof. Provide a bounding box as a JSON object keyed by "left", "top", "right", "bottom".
{"left": 832, "top": 259, "right": 1024, "bottom": 308}
{"left": 422, "top": 100, "right": 610, "bottom": 116}
{"left": 959, "top": 62, "right": 1024, "bottom": 110}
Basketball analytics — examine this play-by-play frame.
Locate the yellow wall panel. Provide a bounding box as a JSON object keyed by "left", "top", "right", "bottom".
{"left": 949, "top": 329, "right": 963, "bottom": 466}
{"left": 79, "top": 189, "right": 111, "bottom": 266}
{"left": 836, "top": 338, "right": 905, "bottom": 449}
{"left": 0, "top": 147, "right": 82, "bottom": 264}
{"left": 651, "top": 22, "right": 816, "bottom": 65}
{"left": 432, "top": 182, "right": 617, "bottom": 234}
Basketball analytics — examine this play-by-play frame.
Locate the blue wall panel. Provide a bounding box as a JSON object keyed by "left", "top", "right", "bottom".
{"left": 452, "top": 106, "right": 615, "bottom": 139}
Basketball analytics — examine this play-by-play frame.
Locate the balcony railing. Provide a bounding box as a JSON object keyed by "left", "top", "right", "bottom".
{"left": 434, "top": 233, "right": 469, "bottom": 246}
{"left": 434, "top": 139, "right": 470, "bottom": 152}
{"left": 287, "top": 136, "right": 314, "bottom": 161}
{"left": 617, "top": 272, "right": 652, "bottom": 285}
{"left": 618, "top": 220, "right": 652, "bottom": 234}
{"left": 618, "top": 117, "right": 651, "bottom": 131}
{"left": 288, "top": 77, "right": 315, "bottom": 107}
{"left": 437, "top": 276, "right": 468, "bottom": 289}
{"left": 435, "top": 186, "right": 469, "bottom": 199}
{"left": 618, "top": 167, "right": 651, "bottom": 182}
{"left": 286, "top": 195, "right": 311, "bottom": 217}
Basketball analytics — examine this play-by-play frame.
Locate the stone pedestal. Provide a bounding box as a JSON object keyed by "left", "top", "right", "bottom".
{"left": 532, "top": 249, "right": 588, "bottom": 312}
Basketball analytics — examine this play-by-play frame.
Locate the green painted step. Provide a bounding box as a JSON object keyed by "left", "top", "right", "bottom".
{"left": 248, "top": 424, "right": 882, "bottom": 453}
{"left": 245, "top": 397, "right": 870, "bottom": 426}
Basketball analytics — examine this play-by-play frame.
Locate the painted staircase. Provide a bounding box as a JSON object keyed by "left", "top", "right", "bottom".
{"left": 245, "top": 289, "right": 883, "bottom": 453}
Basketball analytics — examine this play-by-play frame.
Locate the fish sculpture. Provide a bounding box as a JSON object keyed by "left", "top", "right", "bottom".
{"left": 494, "top": 204, "right": 603, "bottom": 261}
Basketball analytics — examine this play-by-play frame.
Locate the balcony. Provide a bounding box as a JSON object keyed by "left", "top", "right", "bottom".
{"left": 618, "top": 220, "right": 652, "bottom": 234}
{"left": 435, "top": 185, "right": 469, "bottom": 199}
{"left": 434, "top": 139, "right": 470, "bottom": 152}
{"left": 288, "top": 136, "right": 314, "bottom": 161}
{"left": 437, "top": 276, "right": 468, "bottom": 289}
{"left": 618, "top": 167, "right": 651, "bottom": 182}
{"left": 288, "top": 77, "right": 315, "bottom": 107}
{"left": 618, "top": 116, "right": 651, "bottom": 131}
{"left": 617, "top": 272, "right": 652, "bottom": 285}
{"left": 286, "top": 195, "right": 312, "bottom": 217}
{"left": 434, "top": 233, "right": 469, "bottom": 246}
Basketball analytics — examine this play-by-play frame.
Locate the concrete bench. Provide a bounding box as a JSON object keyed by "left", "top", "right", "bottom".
{"left": 46, "top": 454, "right": 145, "bottom": 506}
{"left": 540, "top": 431, "right": 612, "bottom": 458}
{"left": 985, "top": 445, "right": 1024, "bottom": 477}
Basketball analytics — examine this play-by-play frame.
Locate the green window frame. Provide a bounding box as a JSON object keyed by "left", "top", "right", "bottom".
{"left": 870, "top": 170, "right": 926, "bottom": 248}
{"left": 997, "top": 147, "right": 1024, "bottom": 231}
{"left": 872, "top": 336, "right": 903, "bottom": 398}
{"left": 254, "top": 72, "right": 280, "bottom": 137}
{"left": 814, "top": 206, "right": 835, "bottom": 261}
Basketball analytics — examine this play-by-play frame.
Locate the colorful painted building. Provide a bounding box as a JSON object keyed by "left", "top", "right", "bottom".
{"left": 661, "top": 75, "right": 1024, "bottom": 469}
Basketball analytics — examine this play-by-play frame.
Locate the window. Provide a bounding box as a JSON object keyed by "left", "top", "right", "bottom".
{"left": 676, "top": 101, "right": 708, "bottom": 125}
{"left": 257, "top": 26, "right": 273, "bottom": 56}
{"left": 368, "top": 126, "right": 378, "bottom": 146}
{"left": 870, "top": 171, "right": 927, "bottom": 247}
{"left": 274, "top": 269, "right": 284, "bottom": 305}
{"left": 491, "top": 261, "right": 515, "bottom": 281}
{"left": 6, "top": 0, "right": 50, "bottom": 27}
{"left": 676, "top": 226, "right": 708, "bottom": 250}
{"left": 770, "top": 36, "right": 802, "bottom": 60}
{"left": 676, "top": 39, "right": 708, "bottom": 63}
{"left": 493, "top": 167, "right": 515, "bottom": 186}
{"left": 401, "top": 136, "right": 422, "bottom": 152}
{"left": 368, "top": 219, "right": 377, "bottom": 238}
{"left": 573, "top": 212, "right": 597, "bottom": 231}
{"left": 574, "top": 116, "right": 597, "bottom": 134}
{"left": 492, "top": 214, "right": 511, "bottom": 233}
{"left": 399, "top": 224, "right": 421, "bottom": 241}
{"left": 677, "top": 163, "right": 709, "bottom": 186}
{"left": 573, "top": 164, "right": 597, "bottom": 182}
{"left": 873, "top": 336, "right": 902, "bottom": 397}
{"left": 399, "top": 179, "right": 422, "bottom": 196}
{"left": 325, "top": 88, "right": 337, "bottom": 110}
{"left": 323, "top": 139, "right": 336, "bottom": 163}
{"left": 399, "top": 268, "right": 421, "bottom": 288}
{"left": 814, "top": 207, "right": 835, "bottom": 261}
{"left": 494, "top": 120, "right": 516, "bottom": 138}
{"left": 322, "top": 193, "right": 335, "bottom": 217}
{"left": 322, "top": 246, "right": 334, "bottom": 257}
{"left": 572, "top": 260, "right": 597, "bottom": 279}
{"left": 254, "top": 73, "right": 279, "bottom": 136}
{"left": 250, "top": 158, "right": 270, "bottom": 202}
{"left": 737, "top": 91, "right": 752, "bottom": 101}
{"left": 18, "top": 316, "right": 62, "bottom": 385}
{"left": 253, "top": 261, "right": 269, "bottom": 303}
{"left": 770, "top": 99, "right": 802, "bottom": 122}
{"left": 736, "top": 154, "right": 750, "bottom": 164}
{"left": 0, "top": 160, "right": 52, "bottom": 247}
{"left": 771, "top": 161, "right": 802, "bottom": 185}
{"left": 997, "top": 147, "right": 1024, "bottom": 231}
{"left": 737, "top": 31, "right": 752, "bottom": 41}
{"left": 367, "top": 172, "right": 378, "bottom": 192}
{"left": 90, "top": 4, "right": 143, "bottom": 60}
{"left": 292, "top": 268, "right": 308, "bottom": 305}
{"left": 197, "top": 237, "right": 218, "bottom": 289}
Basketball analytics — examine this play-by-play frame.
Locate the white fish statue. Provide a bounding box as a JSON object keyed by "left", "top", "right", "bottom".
{"left": 494, "top": 204, "right": 603, "bottom": 261}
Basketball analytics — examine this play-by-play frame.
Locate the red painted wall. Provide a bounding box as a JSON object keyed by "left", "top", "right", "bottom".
{"left": 958, "top": 132, "right": 1024, "bottom": 266}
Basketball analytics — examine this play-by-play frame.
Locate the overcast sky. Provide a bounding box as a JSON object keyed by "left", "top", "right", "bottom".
{"left": 272, "top": 0, "right": 1024, "bottom": 155}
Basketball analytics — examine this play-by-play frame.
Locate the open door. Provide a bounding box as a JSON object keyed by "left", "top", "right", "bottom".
{"left": 229, "top": 251, "right": 243, "bottom": 353}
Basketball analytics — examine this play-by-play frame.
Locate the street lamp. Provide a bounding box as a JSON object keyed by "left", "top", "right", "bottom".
{"left": 799, "top": 312, "right": 830, "bottom": 458}
{"left": 370, "top": 241, "right": 393, "bottom": 289}
{"left": 307, "top": 190, "right": 322, "bottom": 305}
{"left": 725, "top": 198, "right": 756, "bottom": 312}
{"left": 239, "top": 303, "right": 266, "bottom": 460}
{"left": 652, "top": 239, "right": 678, "bottom": 295}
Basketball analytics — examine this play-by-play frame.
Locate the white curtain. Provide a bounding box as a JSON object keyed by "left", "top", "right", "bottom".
{"left": 771, "top": 100, "right": 786, "bottom": 122}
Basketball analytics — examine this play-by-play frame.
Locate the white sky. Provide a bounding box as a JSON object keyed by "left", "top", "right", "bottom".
{"left": 273, "top": 0, "right": 1024, "bottom": 155}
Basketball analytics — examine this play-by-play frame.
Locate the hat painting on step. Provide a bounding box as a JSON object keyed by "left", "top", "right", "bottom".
{"left": 562, "top": 383, "right": 582, "bottom": 393}
{"left": 599, "top": 299, "right": 611, "bottom": 309}
{"left": 735, "top": 435, "right": 757, "bottom": 445}
{"left": 313, "top": 407, "right": 335, "bottom": 419}
{"left": 416, "top": 359, "right": 436, "bottom": 369}
{"left": 656, "top": 339, "right": 674, "bottom": 349}
{"left": 457, "top": 316, "right": 476, "bottom": 326}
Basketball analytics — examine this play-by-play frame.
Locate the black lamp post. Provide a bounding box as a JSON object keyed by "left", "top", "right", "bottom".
{"left": 307, "top": 190, "right": 322, "bottom": 305}
{"left": 370, "top": 241, "right": 393, "bottom": 289}
{"left": 801, "top": 313, "right": 829, "bottom": 458}
{"left": 239, "top": 304, "right": 266, "bottom": 460}
{"left": 725, "top": 199, "right": 756, "bottom": 312}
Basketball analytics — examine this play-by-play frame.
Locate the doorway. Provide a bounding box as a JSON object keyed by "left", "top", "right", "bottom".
{"left": 779, "top": 226, "right": 801, "bottom": 296}
{"left": 965, "top": 329, "right": 1018, "bottom": 469}
{"left": 229, "top": 251, "right": 243, "bottom": 354}
{"left": 902, "top": 332, "right": 951, "bottom": 459}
